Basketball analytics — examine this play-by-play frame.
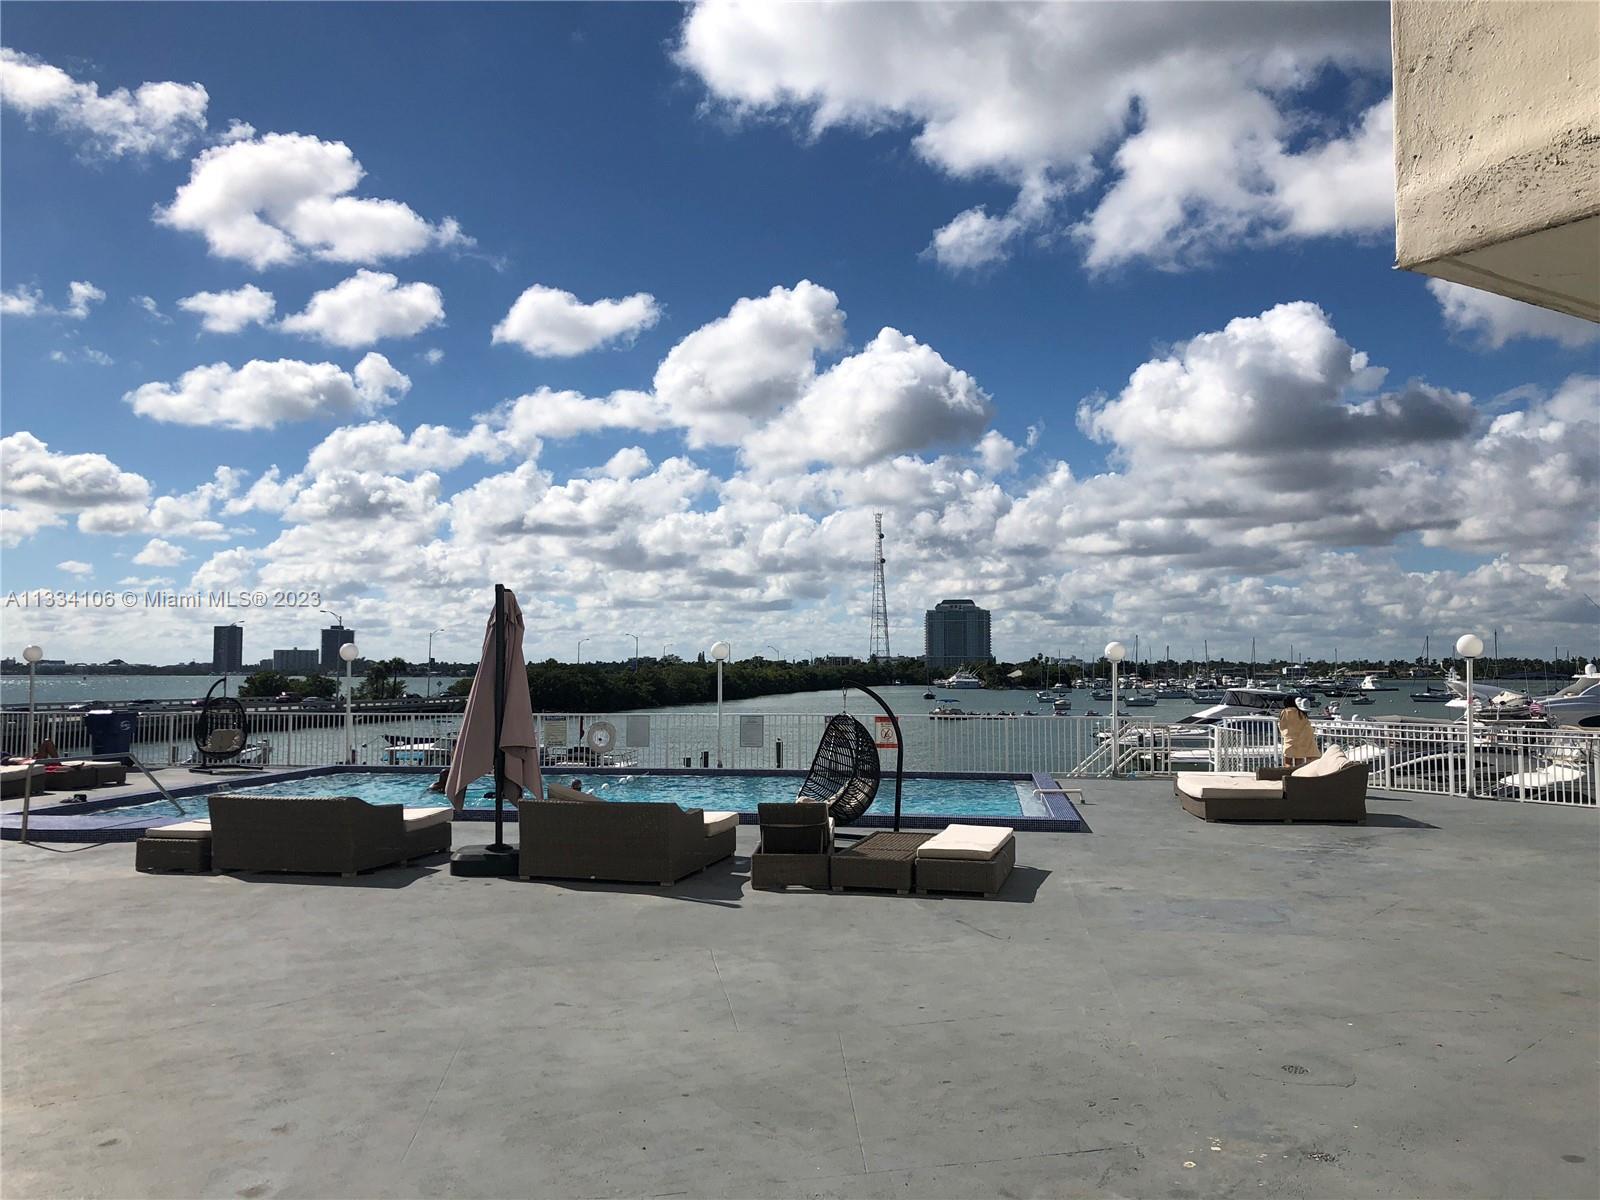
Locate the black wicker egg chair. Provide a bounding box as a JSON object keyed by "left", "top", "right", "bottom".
{"left": 192, "top": 678, "right": 260, "bottom": 774}
{"left": 797, "top": 713, "right": 881, "bottom": 824}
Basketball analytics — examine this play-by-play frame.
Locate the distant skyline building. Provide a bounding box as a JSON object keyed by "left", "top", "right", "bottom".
{"left": 273, "top": 648, "right": 319, "bottom": 673}
{"left": 924, "top": 599, "right": 993, "bottom": 671}
{"left": 211, "top": 624, "right": 243, "bottom": 674}
{"left": 320, "top": 625, "right": 355, "bottom": 671}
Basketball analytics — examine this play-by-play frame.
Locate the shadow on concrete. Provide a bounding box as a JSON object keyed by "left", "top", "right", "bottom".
{"left": 512, "top": 855, "right": 749, "bottom": 907}
{"left": 915, "top": 864, "right": 1052, "bottom": 904}
{"left": 219, "top": 852, "right": 450, "bottom": 889}
{"left": 1364, "top": 812, "right": 1439, "bottom": 829}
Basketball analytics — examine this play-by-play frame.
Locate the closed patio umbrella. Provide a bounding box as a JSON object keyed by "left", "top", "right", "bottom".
{"left": 447, "top": 583, "right": 542, "bottom": 876}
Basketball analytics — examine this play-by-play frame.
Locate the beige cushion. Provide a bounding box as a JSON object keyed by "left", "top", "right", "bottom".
{"left": 203, "top": 729, "right": 244, "bottom": 754}
{"left": 1176, "top": 775, "right": 1285, "bottom": 801}
{"left": 1, "top": 764, "right": 44, "bottom": 781}
{"left": 401, "top": 806, "right": 453, "bottom": 830}
{"left": 1291, "top": 744, "right": 1349, "bottom": 779}
{"left": 147, "top": 819, "right": 212, "bottom": 840}
{"left": 547, "top": 782, "right": 605, "bottom": 804}
{"left": 703, "top": 811, "right": 739, "bottom": 837}
{"left": 916, "top": 824, "right": 1015, "bottom": 861}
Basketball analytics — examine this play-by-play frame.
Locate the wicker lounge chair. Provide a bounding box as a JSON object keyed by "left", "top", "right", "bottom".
{"left": 1175, "top": 751, "right": 1369, "bottom": 823}
{"left": 796, "top": 713, "right": 880, "bottom": 824}
{"left": 914, "top": 824, "right": 1017, "bottom": 897}
{"left": 1, "top": 764, "right": 46, "bottom": 798}
{"left": 208, "top": 794, "right": 452, "bottom": 876}
{"left": 517, "top": 797, "right": 736, "bottom": 885}
{"left": 752, "top": 801, "right": 833, "bottom": 890}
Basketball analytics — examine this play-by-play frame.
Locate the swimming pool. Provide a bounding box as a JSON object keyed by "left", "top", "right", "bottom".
{"left": 100, "top": 770, "right": 1036, "bottom": 822}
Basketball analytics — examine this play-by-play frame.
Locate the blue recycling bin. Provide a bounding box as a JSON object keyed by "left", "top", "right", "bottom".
{"left": 84, "top": 709, "right": 138, "bottom": 759}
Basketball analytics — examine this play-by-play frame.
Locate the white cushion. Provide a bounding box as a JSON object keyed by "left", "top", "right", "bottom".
{"left": 147, "top": 819, "right": 212, "bottom": 839}
{"left": 1, "top": 764, "right": 43, "bottom": 781}
{"left": 401, "top": 806, "right": 453, "bottom": 830}
{"left": 1176, "top": 776, "right": 1285, "bottom": 801}
{"left": 1291, "top": 744, "right": 1349, "bottom": 778}
{"left": 703, "top": 811, "right": 739, "bottom": 837}
{"left": 916, "top": 824, "right": 1015, "bottom": 861}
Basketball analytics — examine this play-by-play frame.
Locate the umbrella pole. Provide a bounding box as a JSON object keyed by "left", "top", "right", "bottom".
{"left": 491, "top": 581, "right": 510, "bottom": 851}
{"left": 844, "top": 680, "right": 903, "bottom": 832}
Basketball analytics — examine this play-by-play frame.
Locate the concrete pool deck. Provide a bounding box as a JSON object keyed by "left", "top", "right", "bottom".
{"left": 2, "top": 780, "right": 1596, "bottom": 1198}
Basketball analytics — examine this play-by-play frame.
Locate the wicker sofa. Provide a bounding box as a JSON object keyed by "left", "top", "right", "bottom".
{"left": 517, "top": 795, "right": 737, "bottom": 885}
{"left": 1175, "top": 760, "right": 1369, "bottom": 823}
{"left": 208, "top": 793, "right": 453, "bottom": 876}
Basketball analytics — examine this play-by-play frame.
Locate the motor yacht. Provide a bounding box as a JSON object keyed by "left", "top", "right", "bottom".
{"left": 1360, "top": 674, "right": 1398, "bottom": 692}
{"left": 1532, "top": 665, "right": 1600, "bottom": 729}
{"left": 933, "top": 668, "right": 984, "bottom": 690}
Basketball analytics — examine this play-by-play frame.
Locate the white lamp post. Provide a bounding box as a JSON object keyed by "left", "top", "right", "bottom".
{"left": 710, "top": 640, "right": 731, "bottom": 767}
{"left": 1104, "top": 641, "right": 1126, "bottom": 776}
{"left": 1456, "top": 633, "right": 1484, "bottom": 798}
{"left": 19, "top": 645, "right": 43, "bottom": 843}
{"left": 577, "top": 636, "right": 590, "bottom": 664}
{"left": 340, "top": 641, "right": 360, "bottom": 764}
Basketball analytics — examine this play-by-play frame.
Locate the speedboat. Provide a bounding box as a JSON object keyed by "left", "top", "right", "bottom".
{"left": 1122, "top": 693, "right": 1157, "bottom": 707}
{"left": 933, "top": 668, "right": 984, "bottom": 690}
{"left": 1347, "top": 693, "right": 1374, "bottom": 705}
{"left": 1154, "top": 685, "right": 1190, "bottom": 699}
{"left": 1410, "top": 688, "right": 1453, "bottom": 703}
{"left": 1052, "top": 697, "right": 1072, "bottom": 714}
{"left": 1178, "top": 686, "right": 1306, "bottom": 724}
{"left": 922, "top": 691, "right": 936, "bottom": 700}
{"left": 1360, "top": 674, "right": 1398, "bottom": 691}
{"left": 929, "top": 704, "right": 967, "bottom": 718}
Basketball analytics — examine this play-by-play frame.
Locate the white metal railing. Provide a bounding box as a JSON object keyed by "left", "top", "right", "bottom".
{"left": 4, "top": 707, "right": 1594, "bottom": 805}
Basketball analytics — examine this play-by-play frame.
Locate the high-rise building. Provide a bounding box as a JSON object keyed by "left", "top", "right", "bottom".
{"left": 923, "top": 599, "right": 993, "bottom": 671}
{"left": 273, "top": 648, "right": 320, "bottom": 673}
{"left": 212, "top": 624, "right": 244, "bottom": 673}
{"left": 320, "top": 625, "right": 355, "bottom": 671}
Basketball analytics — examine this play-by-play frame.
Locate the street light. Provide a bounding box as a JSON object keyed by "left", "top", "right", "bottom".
{"left": 19, "top": 645, "right": 43, "bottom": 843}
{"left": 1104, "top": 641, "right": 1126, "bottom": 777}
{"left": 426, "top": 628, "right": 444, "bottom": 698}
{"left": 766, "top": 643, "right": 781, "bottom": 661}
{"left": 1456, "top": 633, "right": 1484, "bottom": 798}
{"left": 710, "top": 640, "right": 731, "bottom": 767}
{"left": 662, "top": 642, "right": 673, "bottom": 660}
{"left": 340, "top": 640, "right": 360, "bottom": 764}
{"left": 625, "top": 633, "right": 641, "bottom": 671}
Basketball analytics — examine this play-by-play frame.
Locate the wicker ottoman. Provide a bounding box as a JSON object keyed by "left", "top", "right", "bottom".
{"left": 830, "top": 831, "right": 932, "bottom": 895}
{"left": 136, "top": 820, "right": 213, "bottom": 873}
{"left": 914, "top": 825, "right": 1016, "bottom": 897}
{"left": 752, "top": 848, "right": 830, "bottom": 890}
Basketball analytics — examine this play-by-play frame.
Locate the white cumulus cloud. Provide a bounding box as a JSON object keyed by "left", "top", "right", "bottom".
{"left": 1, "top": 279, "right": 104, "bottom": 318}
{"left": 156, "top": 132, "right": 470, "bottom": 269}
{"left": 0, "top": 47, "right": 208, "bottom": 158}
{"left": 280, "top": 270, "right": 444, "bottom": 348}
{"left": 125, "top": 352, "right": 411, "bottom": 430}
{"left": 1427, "top": 278, "right": 1600, "bottom": 350}
{"left": 677, "top": 1, "right": 1393, "bottom": 271}
{"left": 491, "top": 284, "right": 660, "bottom": 357}
{"left": 133, "top": 538, "right": 188, "bottom": 567}
{"left": 178, "top": 284, "right": 276, "bottom": 333}
{"left": 57, "top": 560, "right": 94, "bottom": 576}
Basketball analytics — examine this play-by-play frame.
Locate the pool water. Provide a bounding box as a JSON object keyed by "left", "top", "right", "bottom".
{"left": 104, "top": 770, "right": 1028, "bottom": 821}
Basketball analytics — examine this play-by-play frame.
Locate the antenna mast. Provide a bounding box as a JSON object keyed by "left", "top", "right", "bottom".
{"left": 869, "top": 513, "right": 892, "bottom": 660}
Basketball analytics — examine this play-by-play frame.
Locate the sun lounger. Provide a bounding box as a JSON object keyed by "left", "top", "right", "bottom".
{"left": 914, "top": 824, "right": 1016, "bottom": 896}
{"left": 208, "top": 794, "right": 452, "bottom": 876}
{"left": 517, "top": 797, "right": 735, "bottom": 885}
{"left": 1, "top": 763, "right": 47, "bottom": 798}
{"left": 1175, "top": 748, "right": 1368, "bottom": 822}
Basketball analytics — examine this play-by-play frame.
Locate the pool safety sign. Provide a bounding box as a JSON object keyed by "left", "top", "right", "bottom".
{"left": 874, "top": 716, "right": 898, "bottom": 750}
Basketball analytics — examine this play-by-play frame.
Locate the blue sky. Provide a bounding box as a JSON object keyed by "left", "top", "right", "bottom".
{"left": 3, "top": 2, "right": 1596, "bottom": 666}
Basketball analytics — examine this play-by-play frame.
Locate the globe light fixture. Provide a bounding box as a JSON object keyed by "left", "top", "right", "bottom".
{"left": 1455, "top": 634, "right": 1484, "bottom": 659}
{"left": 710, "top": 640, "right": 731, "bottom": 661}
{"left": 1104, "top": 641, "right": 1126, "bottom": 662}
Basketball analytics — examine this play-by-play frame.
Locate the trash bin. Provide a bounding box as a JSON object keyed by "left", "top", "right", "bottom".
{"left": 84, "top": 709, "right": 138, "bottom": 761}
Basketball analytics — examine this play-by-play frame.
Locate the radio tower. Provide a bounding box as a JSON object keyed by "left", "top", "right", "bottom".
{"left": 869, "top": 513, "right": 892, "bottom": 660}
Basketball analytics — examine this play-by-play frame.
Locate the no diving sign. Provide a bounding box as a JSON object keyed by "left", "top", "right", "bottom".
{"left": 874, "top": 715, "right": 898, "bottom": 750}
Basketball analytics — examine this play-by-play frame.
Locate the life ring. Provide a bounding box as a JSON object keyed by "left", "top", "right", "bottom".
{"left": 584, "top": 721, "right": 617, "bottom": 753}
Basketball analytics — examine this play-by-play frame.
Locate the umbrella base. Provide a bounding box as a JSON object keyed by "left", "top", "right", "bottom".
{"left": 449, "top": 844, "right": 519, "bottom": 876}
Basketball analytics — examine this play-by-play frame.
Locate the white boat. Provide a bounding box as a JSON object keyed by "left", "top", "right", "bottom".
{"left": 1052, "top": 697, "right": 1073, "bottom": 714}
{"left": 1179, "top": 687, "right": 1303, "bottom": 724}
{"left": 933, "top": 668, "right": 984, "bottom": 690}
{"left": 1360, "top": 674, "right": 1398, "bottom": 691}
{"left": 1533, "top": 666, "right": 1600, "bottom": 729}
{"left": 1122, "top": 693, "right": 1157, "bottom": 707}
{"left": 1036, "top": 683, "right": 1073, "bottom": 702}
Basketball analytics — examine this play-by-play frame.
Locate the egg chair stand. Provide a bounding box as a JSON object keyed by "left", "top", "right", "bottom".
{"left": 191, "top": 678, "right": 263, "bottom": 775}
